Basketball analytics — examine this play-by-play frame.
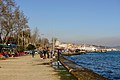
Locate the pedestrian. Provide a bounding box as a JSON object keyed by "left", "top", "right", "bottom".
{"left": 43, "top": 48, "right": 46, "bottom": 59}
{"left": 50, "top": 50, "right": 53, "bottom": 58}
{"left": 31, "top": 50, "right": 35, "bottom": 58}
{"left": 46, "top": 47, "right": 49, "bottom": 58}
{"left": 39, "top": 50, "right": 43, "bottom": 59}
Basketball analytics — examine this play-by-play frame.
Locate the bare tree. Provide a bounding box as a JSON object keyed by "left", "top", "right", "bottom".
{"left": 31, "top": 27, "right": 40, "bottom": 46}
{"left": 0, "top": 0, "right": 29, "bottom": 44}
{"left": 43, "top": 38, "right": 49, "bottom": 48}
{"left": 0, "top": 0, "right": 16, "bottom": 43}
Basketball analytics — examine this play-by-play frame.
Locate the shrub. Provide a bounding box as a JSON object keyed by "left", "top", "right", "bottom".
{"left": 26, "top": 44, "right": 36, "bottom": 50}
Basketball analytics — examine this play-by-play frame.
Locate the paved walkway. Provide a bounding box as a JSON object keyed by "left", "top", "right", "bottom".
{"left": 0, "top": 54, "right": 60, "bottom": 80}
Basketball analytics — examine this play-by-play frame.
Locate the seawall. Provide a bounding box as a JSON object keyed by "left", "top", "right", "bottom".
{"left": 59, "top": 55, "right": 108, "bottom": 80}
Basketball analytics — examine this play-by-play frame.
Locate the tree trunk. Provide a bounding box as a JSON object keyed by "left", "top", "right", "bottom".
{"left": 3, "top": 32, "right": 9, "bottom": 44}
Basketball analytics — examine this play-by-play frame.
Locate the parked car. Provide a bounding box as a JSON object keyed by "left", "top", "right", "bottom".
{"left": 24, "top": 50, "right": 32, "bottom": 54}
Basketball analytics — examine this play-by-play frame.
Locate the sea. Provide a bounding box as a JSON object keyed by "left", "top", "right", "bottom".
{"left": 65, "top": 51, "right": 120, "bottom": 80}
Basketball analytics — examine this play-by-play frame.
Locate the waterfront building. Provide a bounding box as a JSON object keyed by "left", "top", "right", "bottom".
{"left": 80, "top": 44, "right": 98, "bottom": 52}
{"left": 57, "top": 43, "right": 68, "bottom": 49}
{"left": 55, "top": 40, "right": 61, "bottom": 46}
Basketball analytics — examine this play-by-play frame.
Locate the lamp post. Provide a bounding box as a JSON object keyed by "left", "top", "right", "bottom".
{"left": 41, "top": 34, "right": 44, "bottom": 48}
{"left": 52, "top": 38, "right": 55, "bottom": 55}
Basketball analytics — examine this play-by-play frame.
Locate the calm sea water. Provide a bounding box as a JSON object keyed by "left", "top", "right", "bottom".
{"left": 65, "top": 51, "right": 120, "bottom": 80}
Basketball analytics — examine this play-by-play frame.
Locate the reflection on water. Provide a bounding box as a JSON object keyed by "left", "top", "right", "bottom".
{"left": 52, "top": 61, "right": 77, "bottom": 80}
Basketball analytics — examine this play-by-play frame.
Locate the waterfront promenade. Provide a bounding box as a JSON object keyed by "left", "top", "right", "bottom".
{"left": 0, "top": 54, "right": 60, "bottom": 80}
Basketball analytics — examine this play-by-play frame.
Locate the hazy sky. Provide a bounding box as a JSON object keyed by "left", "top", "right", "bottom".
{"left": 15, "top": 0, "right": 120, "bottom": 46}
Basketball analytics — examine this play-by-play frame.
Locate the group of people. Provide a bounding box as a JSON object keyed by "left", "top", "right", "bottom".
{"left": 1, "top": 50, "right": 25, "bottom": 58}
{"left": 31, "top": 48, "right": 55, "bottom": 59}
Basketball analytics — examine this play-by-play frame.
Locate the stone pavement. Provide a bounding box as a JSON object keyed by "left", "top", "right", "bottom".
{"left": 0, "top": 54, "right": 60, "bottom": 80}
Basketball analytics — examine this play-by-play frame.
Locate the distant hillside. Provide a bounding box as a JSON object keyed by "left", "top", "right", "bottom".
{"left": 114, "top": 46, "right": 120, "bottom": 48}
{"left": 112, "top": 46, "right": 120, "bottom": 49}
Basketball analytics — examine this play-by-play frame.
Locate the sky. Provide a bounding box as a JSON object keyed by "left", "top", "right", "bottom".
{"left": 15, "top": 0, "right": 120, "bottom": 46}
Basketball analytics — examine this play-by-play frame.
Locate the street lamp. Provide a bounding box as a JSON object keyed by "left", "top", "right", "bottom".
{"left": 41, "top": 34, "right": 44, "bottom": 48}
{"left": 52, "top": 37, "right": 55, "bottom": 55}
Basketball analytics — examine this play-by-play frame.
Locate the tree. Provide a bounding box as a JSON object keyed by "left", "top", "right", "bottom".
{"left": 51, "top": 37, "right": 58, "bottom": 45}
{"left": 6, "top": 36, "right": 16, "bottom": 44}
{"left": 0, "top": 0, "right": 29, "bottom": 44}
{"left": 0, "top": 0, "right": 16, "bottom": 43}
{"left": 26, "top": 44, "right": 36, "bottom": 50}
{"left": 31, "top": 27, "right": 40, "bottom": 46}
{"left": 42, "top": 38, "right": 49, "bottom": 48}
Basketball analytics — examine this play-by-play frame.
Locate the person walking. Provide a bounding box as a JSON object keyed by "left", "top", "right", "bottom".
{"left": 43, "top": 48, "right": 46, "bottom": 59}
{"left": 31, "top": 50, "right": 35, "bottom": 58}
{"left": 46, "top": 47, "right": 49, "bottom": 58}
{"left": 50, "top": 50, "right": 53, "bottom": 58}
{"left": 39, "top": 49, "right": 43, "bottom": 59}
